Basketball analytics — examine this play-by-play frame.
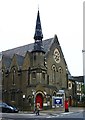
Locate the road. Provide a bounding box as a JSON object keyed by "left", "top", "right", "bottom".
{"left": 0, "top": 110, "right": 85, "bottom": 120}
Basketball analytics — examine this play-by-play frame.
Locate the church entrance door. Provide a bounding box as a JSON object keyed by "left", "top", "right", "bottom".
{"left": 36, "top": 93, "right": 43, "bottom": 109}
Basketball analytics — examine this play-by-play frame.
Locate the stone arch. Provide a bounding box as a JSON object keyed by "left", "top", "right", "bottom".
{"left": 53, "top": 91, "right": 56, "bottom": 96}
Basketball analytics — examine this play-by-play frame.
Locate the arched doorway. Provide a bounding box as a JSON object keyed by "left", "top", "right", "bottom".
{"left": 36, "top": 93, "right": 43, "bottom": 109}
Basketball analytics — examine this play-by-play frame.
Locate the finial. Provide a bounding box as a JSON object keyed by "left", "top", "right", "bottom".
{"left": 38, "top": 4, "right": 39, "bottom": 10}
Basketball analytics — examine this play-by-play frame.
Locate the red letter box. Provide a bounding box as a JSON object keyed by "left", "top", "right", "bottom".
{"left": 65, "top": 100, "right": 69, "bottom": 112}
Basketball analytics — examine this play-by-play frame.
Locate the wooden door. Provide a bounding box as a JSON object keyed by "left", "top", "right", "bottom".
{"left": 36, "top": 94, "right": 43, "bottom": 109}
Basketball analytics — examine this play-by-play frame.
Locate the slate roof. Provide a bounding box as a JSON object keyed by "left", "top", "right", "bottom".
{"left": 15, "top": 54, "right": 24, "bottom": 67}
{"left": 2, "top": 38, "right": 54, "bottom": 68}
{"left": 2, "top": 55, "right": 12, "bottom": 68}
{"left": 2, "top": 36, "right": 68, "bottom": 73}
{"left": 2, "top": 38, "right": 53, "bottom": 58}
{"left": 73, "top": 76, "right": 84, "bottom": 82}
{"left": 68, "top": 75, "right": 84, "bottom": 83}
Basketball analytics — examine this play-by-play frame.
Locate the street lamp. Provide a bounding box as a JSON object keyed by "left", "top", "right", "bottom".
{"left": 32, "top": 90, "right": 36, "bottom": 112}
{"left": 82, "top": 50, "right": 85, "bottom": 84}
{"left": 23, "top": 95, "right": 25, "bottom": 111}
{"left": 23, "top": 95, "right": 25, "bottom": 99}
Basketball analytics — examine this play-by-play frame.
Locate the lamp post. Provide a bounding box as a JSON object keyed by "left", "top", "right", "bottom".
{"left": 32, "top": 90, "right": 36, "bottom": 112}
{"left": 83, "top": 2, "right": 85, "bottom": 84}
{"left": 23, "top": 95, "right": 25, "bottom": 111}
{"left": 82, "top": 50, "right": 85, "bottom": 84}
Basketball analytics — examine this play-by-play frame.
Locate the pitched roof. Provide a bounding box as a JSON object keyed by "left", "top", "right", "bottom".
{"left": 2, "top": 38, "right": 53, "bottom": 58}
{"left": 2, "top": 36, "right": 68, "bottom": 70}
{"left": 15, "top": 54, "right": 24, "bottom": 67}
{"left": 2, "top": 55, "right": 12, "bottom": 68}
{"left": 69, "top": 75, "right": 84, "bottom": 83}
{"left": 73, "top": 76, "right": 84, "bottom": 82}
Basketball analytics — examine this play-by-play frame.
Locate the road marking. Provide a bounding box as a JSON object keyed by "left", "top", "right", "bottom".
{"left": 46, "top": 112, "right": 74, "bottom": 118}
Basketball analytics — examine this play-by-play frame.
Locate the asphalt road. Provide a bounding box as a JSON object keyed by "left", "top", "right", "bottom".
{"left": 0, "top": 110, "right": 85, "bottom": 120}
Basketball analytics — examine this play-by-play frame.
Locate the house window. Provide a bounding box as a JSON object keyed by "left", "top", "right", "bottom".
{"left": 77, "top": 83, "right": 81, "bottom": 91}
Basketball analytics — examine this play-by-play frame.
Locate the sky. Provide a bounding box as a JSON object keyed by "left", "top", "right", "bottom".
{"left": 0, "top": 0, "right": 84, "bottom": 76}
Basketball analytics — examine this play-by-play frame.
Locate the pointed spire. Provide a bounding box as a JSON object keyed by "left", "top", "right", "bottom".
{"left": 32, "top": 9, "right": 45, "bottom": 53}
{"left": 34, "top": 9, "right": 43, "bottom": 41}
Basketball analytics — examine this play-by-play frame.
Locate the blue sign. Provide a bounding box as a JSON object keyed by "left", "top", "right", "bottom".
{"left": 54, "top": 98, "right": 62, "bottom": 104}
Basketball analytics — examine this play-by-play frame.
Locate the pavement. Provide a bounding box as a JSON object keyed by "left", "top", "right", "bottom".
{"left": 19, "top": 107, "right": 85, "bottom": 115}
{"left": 40, "top": 107, "right": 84, "bottom": 114}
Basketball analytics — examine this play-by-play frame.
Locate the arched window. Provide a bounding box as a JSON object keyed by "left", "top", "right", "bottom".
{"left": 68, "top": 81, "right": 72, "bottom": 89}
{"left": 58, "top": 66, "right": 63, "bottom": 73}
{"left": 11, "top": 66, "right": 16, "bottom": 85}
{"left": 53, "top": 91, "right": 56, "bottom": 96}
{"left": 51, "top": 64, "right": 56, "bottom": 83}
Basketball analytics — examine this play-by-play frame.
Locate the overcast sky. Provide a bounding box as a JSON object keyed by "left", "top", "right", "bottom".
{"left": 0, "top": 0, "right": 84, "bottom": 76}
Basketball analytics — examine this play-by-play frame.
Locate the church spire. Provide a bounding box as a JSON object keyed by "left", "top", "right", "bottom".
{"left": 33, "top": 9, "right": 45, "bottom": 53}
{"left": 34, "top": 9, "right": 43, "bottom": 41}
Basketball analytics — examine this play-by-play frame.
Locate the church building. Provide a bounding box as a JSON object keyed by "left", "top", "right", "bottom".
{"left": 2, "top": 10, "right": 71, "bottom": 111}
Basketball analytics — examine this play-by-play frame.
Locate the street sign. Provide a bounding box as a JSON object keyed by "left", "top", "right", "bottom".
{"left": 54, "top": 98, "right": 62, "bottom": 104}
{"left": 52, "top": 96, "right": 64, "bottom": 108}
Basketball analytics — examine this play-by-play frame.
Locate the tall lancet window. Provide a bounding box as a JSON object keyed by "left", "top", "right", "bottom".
{"left": 11, "top": 66, "right": 16, "bottom": 85}
{"left": 52, "top": 64, "right": 56, "bottom": 83}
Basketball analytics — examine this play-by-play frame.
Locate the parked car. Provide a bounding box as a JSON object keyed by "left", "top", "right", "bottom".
{"left": 0, "top": 102, "right": 19, "bottom": 113}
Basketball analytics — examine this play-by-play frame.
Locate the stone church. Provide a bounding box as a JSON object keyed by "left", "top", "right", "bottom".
{"left": 2, "top": 10, "right": 69, "bottom": 111}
